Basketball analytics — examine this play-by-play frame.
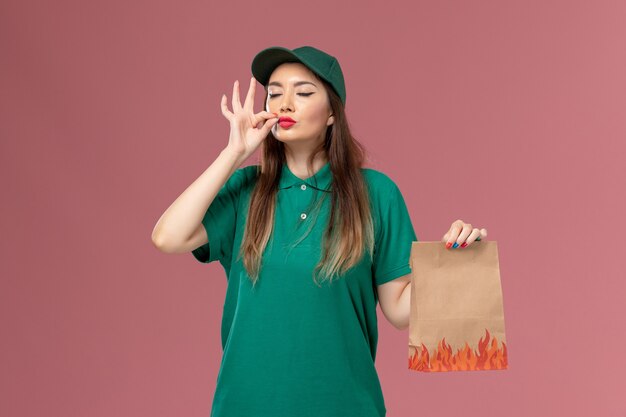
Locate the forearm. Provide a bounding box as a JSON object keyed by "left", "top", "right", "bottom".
{"left": 396, "top": 282, "right": 411, "bottom": 331}
{"left": 151, "top": 148, "right": 243, "bottom": 250}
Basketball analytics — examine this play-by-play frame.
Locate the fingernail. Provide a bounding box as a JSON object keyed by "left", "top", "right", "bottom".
{"left": 460, "top": 242, "right": 467, "bottom": 248}
{"left": 452, "top": 242, "right": 459, "bottom": 249}
{"left": 445, "top": 242, "right": 452, "bottom": 249}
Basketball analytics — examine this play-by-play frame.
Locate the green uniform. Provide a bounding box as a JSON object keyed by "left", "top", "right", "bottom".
{"left": 192, "top": 161, "right": 417, "bottom": 417}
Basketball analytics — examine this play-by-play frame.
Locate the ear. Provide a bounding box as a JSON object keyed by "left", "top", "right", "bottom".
{"left": 327, "top": 113, "right": 334, "bottom": 126}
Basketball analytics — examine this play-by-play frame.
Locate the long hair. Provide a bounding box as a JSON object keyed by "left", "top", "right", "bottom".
{"left": 237, "top": 75, "right": 375, "bottom": 288}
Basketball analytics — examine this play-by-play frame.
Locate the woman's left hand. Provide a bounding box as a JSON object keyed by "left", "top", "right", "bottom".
{"left": 442, "top": 219, "right": 487, "bottom": 249}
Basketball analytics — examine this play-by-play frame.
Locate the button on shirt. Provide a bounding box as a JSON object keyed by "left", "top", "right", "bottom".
{"left": 191, "top": 161, "right": 417, "bottom": 417}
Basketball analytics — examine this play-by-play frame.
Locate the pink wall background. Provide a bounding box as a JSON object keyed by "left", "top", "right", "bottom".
{"left": 2, "top": 0, "right": 625, "bottom": 416}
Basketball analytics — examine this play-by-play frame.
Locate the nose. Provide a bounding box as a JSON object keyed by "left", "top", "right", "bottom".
{"left": 279, "top": 92, "right": 294, "bottom": 113}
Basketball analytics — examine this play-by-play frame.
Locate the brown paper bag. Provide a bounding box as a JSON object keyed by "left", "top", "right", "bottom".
{"left": 408, "top": 241, "right": 508, "bottom": 372}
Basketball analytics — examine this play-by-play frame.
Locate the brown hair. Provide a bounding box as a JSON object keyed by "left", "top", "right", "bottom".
{"left": 237, "top": 75, "right": 375, "bottom": 288}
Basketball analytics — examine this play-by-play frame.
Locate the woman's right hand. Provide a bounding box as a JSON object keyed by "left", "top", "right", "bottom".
{"left": 221, "top": 77, "right": 279, "bottom": 160}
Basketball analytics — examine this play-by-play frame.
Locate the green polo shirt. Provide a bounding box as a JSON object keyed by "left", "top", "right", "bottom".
{"left": 192, "top": 161, "right": 417, "bottom": 417}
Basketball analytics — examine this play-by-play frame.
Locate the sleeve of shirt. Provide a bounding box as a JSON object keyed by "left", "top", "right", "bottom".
{"left": 191, "top": 167, "right": 247, "bottom": 265}
{"left": 372, "top": 182, "right": 418, "bottom": 286}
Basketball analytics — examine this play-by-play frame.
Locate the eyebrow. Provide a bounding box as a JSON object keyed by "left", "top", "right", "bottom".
{"left": 267, "top": 80, "right": 317, "bottom": 88}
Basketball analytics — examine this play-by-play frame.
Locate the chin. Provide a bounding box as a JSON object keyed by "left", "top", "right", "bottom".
{"left": 274, "top": 133, "right": 303, "bottom": 142}
{"left": 275, "top": 138, "right": 301, "bottom": 144}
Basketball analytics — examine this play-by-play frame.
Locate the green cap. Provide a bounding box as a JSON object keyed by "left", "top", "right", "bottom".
{"left": 251, "top": 45, "right": 346, "bottom": 106}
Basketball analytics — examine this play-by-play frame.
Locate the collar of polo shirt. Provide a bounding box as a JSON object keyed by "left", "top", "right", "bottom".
{"left": 278, "top": 161, "right": 332, "bottom": 192}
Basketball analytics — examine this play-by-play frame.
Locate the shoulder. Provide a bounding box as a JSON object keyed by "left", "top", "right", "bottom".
{"left": 360, "top": 168, "right": 405, "bottom": 242}
{"left": 239, "top": 164, "right": 261, "bottom": 180}
{"left": 360, "top": 167, "right": 410, "bottom": 225}
{"left": 227, "top": 164, "right": 260, "bottom": 190}
{"left": 233, "top": 164, "right": 259, "bottom": 177}
{"left": 360, "top": 167, "right": 402, "bottom": 197}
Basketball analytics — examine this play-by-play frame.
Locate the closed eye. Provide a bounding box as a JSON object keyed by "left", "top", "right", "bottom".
{"left": 268, "top": 93, "right": 314, "bottom": 98}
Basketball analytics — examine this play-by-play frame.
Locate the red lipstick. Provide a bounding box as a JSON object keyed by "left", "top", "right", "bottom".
{"left": 278, "top": 116, "right": 296, "bottom": 128}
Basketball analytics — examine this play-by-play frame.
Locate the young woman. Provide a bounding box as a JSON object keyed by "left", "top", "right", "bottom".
{"left": 152, "top": 45, "right": 488, "bottom": 417}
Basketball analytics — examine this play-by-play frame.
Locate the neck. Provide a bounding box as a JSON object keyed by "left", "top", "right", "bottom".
{"left": 284, "top": 153, "right": 328, "bottom": 180}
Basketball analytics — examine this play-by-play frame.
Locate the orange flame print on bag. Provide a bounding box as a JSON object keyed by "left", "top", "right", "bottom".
{"left": 409, "top": 329, "right": 507, "bottom": 372}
